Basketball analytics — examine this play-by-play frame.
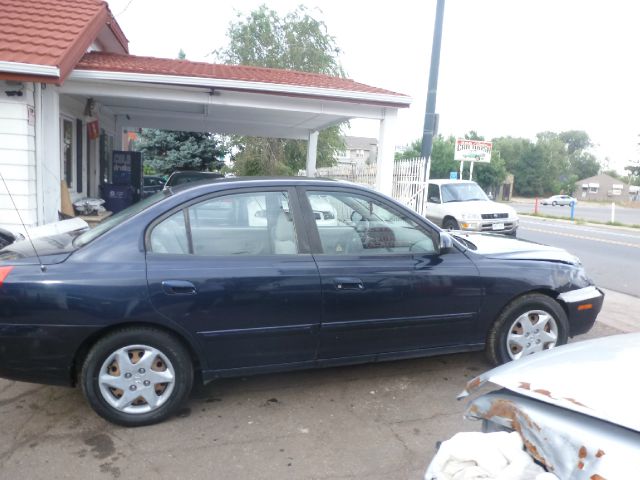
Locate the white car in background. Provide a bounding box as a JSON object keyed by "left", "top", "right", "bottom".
{"left": 541, "top": 194, "right": 577, "bottom": 206}
{"left": 424, "top": 180, "right": 519, "bottom": 236}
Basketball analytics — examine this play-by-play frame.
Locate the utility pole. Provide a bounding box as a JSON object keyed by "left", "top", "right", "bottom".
{"left": 420, "top": 0, "right": 446, "bottom": 161}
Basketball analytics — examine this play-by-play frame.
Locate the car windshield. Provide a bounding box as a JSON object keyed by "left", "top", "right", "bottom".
{"left": 73, "top": 190, "right": 171, "bottom": 248}
{"left": 441, "top": 183, "right": 489, "bottom": 203}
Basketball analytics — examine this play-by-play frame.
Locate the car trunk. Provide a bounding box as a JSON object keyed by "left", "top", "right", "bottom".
{"left": 0, "top": 232, "right": 80, "bottom": 265}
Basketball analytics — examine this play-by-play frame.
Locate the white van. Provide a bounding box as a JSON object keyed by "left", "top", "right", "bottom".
{"left": 424, "top": 180, "right": 519, "bottom": 235}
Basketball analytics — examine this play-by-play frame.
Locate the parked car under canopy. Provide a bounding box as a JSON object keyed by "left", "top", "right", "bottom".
{"left": 0, "top": 177, "right": 603, "bottom": 426}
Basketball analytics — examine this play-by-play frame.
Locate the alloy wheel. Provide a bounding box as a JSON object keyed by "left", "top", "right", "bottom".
{"left": 506, "top": 310, "right": 558, "bottom": 360}
{"left": 98, "top": 345, "right": 176, "bottom": 414}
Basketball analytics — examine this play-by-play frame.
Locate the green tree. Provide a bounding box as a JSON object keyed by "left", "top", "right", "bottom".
{"left": 137, "top": 129, "right": 227, "bottom": 174}
{"left": 558, "top": 130, "right": 591, "bottom": 154}
{"left": 396, "top": 135, "right": 458, "bottom": 178}
{"left": 474, "top": 152, "right": 507, "bottom": 194}
{"left": 217, "top": 5, "right": 345, "bottom": 175}
{"left": 602, "top": 169, "right": 622, "bottom": 180}
{"left": 626, "top": 163, "right": 640, "bottom": 186}
{"left": 491, "top": 131, "right": 599, "bottom": 196}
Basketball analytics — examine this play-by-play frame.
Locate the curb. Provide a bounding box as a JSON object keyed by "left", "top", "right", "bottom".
{"left": 519, "top": 214, "right": 640, "bottom": 233}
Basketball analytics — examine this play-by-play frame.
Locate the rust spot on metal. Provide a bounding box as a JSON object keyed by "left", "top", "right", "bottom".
{"left": 579, "top": 446, "right": 587, "bottom": 459}
{"left": 518, "top": 382, "right": 531, "bottom": 390}
{"left": 564, "top": 397, "right": 589, "bottom": 408}
{"left": 466, "top": 376, "right": 481, "bottom": 391}
{"left": 596, "top": 449, "right": 605, "bottom": 458}
{"left": 590, "top": 475, "right": 606, "bottom": 480}
{"left": 482, "top": 399, "right": 550, "bottom": 469}
{"left": 534, "top": 388, "right": 553, "bottom": 397}
{"left": 578, "top": 461, "right": 584, "bottom": 470}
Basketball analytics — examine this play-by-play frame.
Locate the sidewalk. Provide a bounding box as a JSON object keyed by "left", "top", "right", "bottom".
{"left": 596, "top": 288, "right": 640, "bottom": 333}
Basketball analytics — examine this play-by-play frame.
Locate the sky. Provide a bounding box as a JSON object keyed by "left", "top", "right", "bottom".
{"left": 106, "top": 0, "right": 640, "bottom": 173}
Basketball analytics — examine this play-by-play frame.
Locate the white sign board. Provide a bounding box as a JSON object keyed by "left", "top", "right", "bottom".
{"left": 454, "top": 139, "right": 492, "bottom": 163}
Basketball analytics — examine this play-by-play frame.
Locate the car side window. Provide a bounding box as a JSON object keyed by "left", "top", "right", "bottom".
{"left": 306, "top": 191, "right": 436, "bottom": 255}
{"left": 427, "top": 184, "right": 441, "bottom": 203}
{"left": 150, "top": 191, "right": 298, "bottom": 256}
{"left": 149, "top": 210, "right": 189, "bottom": 254}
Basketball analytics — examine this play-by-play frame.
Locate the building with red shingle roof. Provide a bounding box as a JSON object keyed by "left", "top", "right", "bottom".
{"left": 0, "top": 0, "right": 410, "bottom": 230}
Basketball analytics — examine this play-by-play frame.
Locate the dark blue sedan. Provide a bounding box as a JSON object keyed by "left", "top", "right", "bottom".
{"left": 0, "top": 178, "right": 603, "bottom": 426}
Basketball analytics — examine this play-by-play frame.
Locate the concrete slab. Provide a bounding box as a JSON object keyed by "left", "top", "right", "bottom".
{"left": 596, "top": 288, "right": 640, "bottom": 333}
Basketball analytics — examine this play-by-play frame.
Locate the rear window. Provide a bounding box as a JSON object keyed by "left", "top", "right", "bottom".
{"left": 73, "top": 190, "right": 170, "bottom": 248}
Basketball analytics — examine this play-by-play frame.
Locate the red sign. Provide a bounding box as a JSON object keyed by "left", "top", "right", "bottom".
{"left": 87, "top": 120, "right": 100, "bottom": 140}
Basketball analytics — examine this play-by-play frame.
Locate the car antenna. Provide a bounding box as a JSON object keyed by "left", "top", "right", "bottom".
{"left": 0, "top": 170, "right": 46, "bottom": 272}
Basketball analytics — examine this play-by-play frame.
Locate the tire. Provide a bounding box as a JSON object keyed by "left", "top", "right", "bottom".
{"left": 486, "top": 293, "right": 568, "bottom": 365}
{"left": 81, "top": 327, "right": 194, "bottom": 427}
{"left": 552, "top": 201, "right": 557, "bottom": 206}
{"left": 442, "top": 218, "right": 459, "bottom": 231}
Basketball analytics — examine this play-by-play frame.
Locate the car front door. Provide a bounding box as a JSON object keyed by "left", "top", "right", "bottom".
{"left": 299, "top": 187, "right": 483, "bottom": 360}
{"left": 424, "top": 183, "right": 444, "bottom": 225}
{"left": 145, "top": 187, "right": 321, "bottom": 373}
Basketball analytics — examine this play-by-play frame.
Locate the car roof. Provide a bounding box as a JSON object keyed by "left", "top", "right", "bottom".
{"left": 428, "top": 179, "right": 477, "bottom": 185}
{"left": 167, "top": 176, "right": 347, "bottom": 194}
{"left": 461, "top": 333, "right": 640, "bottom": 431}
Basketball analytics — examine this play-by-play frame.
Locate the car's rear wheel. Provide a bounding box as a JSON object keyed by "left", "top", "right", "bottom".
{"left": 442, "top": 218, "right": 459, "bottom": 231}
{"left": 81, "top": 327, "right": 193, "bottom": 427}
{"left": 486, "top": 294, "right": 568, "bottom": 365}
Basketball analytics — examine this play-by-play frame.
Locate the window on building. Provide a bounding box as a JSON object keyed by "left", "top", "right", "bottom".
{"left": 100, "top": 130, "right": 114, "bottom": 185}
{"left": 61, "top": 118, "right": 74, "bottom": 188}
{"left": 609, "top": 184, "right": 624, "bottom": 196}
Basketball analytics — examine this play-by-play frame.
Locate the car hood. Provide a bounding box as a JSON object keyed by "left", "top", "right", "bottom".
{"left": 460, "top": 333, "right": 640, "bottom": 432}
{"left": 453, "top": 232, "right": 580, "bottom": 265}
{"left": 441, "top": 200, "right": 517, "bottom": 216}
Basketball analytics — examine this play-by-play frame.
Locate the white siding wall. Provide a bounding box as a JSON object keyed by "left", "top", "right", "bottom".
{"left": 40, "top": 85, "right": 61, "bottom": 225}
{"left": 0, "top": 81, "right": 37, "bottom": 232}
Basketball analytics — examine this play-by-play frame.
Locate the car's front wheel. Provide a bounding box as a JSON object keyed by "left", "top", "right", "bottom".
{"left": 442, "top": 218, "right": 459, "bottom": 231}
{"left": 81, "top": 327, "right": 194, "bottom": 427}
{"left": 486, "top": 294, "right": 568, "bottom": 365}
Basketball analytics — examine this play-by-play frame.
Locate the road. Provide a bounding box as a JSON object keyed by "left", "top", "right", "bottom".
{"left": 517, "top": 217, "right": 640, "bottom": 297}
{"left": 511, "top": 200, "right": 640, "bottom": 225}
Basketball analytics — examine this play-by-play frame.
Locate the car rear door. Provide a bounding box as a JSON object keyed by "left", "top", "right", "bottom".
{"left": 145, "top": 187, "right": 322, "bottom": 373}
{"left": 298, "top": 186, "right": 483, "bottom": 360}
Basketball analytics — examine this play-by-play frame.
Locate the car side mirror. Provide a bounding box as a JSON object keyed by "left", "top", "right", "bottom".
{"left": 438, "top": 231, "right": 453, "bottom": 254}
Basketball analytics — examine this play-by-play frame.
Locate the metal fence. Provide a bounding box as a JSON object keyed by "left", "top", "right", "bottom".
{"left": 314, "top": 158, "right": 430, "bottom": 214}
{"left": 314, "top": 163, "right": 377, "bottom": 187}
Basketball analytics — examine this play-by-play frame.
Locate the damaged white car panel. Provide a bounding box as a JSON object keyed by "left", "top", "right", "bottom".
{"left": 466, "top": 391, "right": 640, "bottom": 479}
{"left": 458, "top": 333, "right": 640, "bottom": 478}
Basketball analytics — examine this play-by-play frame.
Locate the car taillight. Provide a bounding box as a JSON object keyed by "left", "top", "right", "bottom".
{"left": 0, "top": 266, "right": 13, "bottom": 286}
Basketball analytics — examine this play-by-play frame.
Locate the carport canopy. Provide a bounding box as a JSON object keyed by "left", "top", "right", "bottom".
{"left": 58, "top": 53, "right": 411, "bottom": 193}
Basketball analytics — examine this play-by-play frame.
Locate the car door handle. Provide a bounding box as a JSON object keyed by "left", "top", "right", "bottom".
{"left": 162, "top": 280, "right": 197, "bottom": 295}
{"left": 334, "top": 277, "right": 364, "bottom": 291}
